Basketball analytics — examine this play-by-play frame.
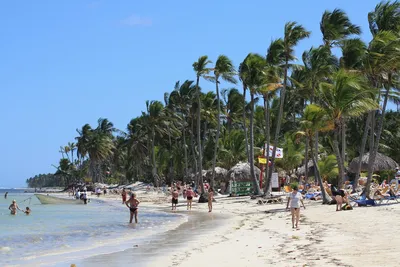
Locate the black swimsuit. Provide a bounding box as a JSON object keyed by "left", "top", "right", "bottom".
{"left": 129, "top": 207, "right": 137, "bottom": 213}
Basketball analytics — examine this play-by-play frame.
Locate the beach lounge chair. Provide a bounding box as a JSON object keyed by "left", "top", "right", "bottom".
{"left": 350, "top": 195, "right": 376, "bottom": 207}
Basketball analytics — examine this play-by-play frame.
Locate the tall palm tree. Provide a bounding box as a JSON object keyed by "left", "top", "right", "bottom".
{"left": 211, "top": 55, "right": 237, "bottom": 188}
{"left": 318, "top": 70, "right": 378, "bottom": 187}
{"left": 169, "top": 80, "right": 196, "bottom": 181}
{"left": 320, "top": 9, "right": 361, "bottom": 47}
{"left": 143, "top": 100, "right": 169, "bottom": 187}
{"left": 239, "top": 53, "right": 266, "bottom": 195}
{"left": 364, "top": 1, "right": 400, "bottom": 196}
{"left": 193, "top": 55, "right": 212, "bottom": 195}
{"left": 267, "top": 22, "right": 310, "bottom": 191}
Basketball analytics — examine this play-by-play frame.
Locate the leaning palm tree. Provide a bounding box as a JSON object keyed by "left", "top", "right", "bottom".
{"left": 318, "top": 70, "right": 378, "bottom": 187}
{"left": 320, "top": 8, "right": 361, "bottom": 47}
{"left": 267, "top": 22, "right": 310, "bottom": 190}
{"left": 193, "top": 56, "right": 212, "bottom": 196}
{"left": 210, "top": 55, "right": 237, "bottom": 188}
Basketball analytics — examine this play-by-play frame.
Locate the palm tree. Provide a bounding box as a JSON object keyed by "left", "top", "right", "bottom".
{"left": 169, "top": 80, "right": 196, "bottom": 181}
{"left": 364, "top": 1, "right": 400, "bottom": 196}
{"left": 143, "top": 100, "right": 169, "bottom": 186}
{"left": 193, "top": 56, "right": 212, "bottom": 195}
{"left": 318, "top": 70, "right": 378, "bottom": 187}
{"left": 239, "top": 53, "right": 266, "bottom": 195}
{"left": 296, "top": 104, "right": 332, "bottom": 204}
{"left": 267, "top": 22, "right": 310, "bottom": 192}
{"left": 320, "top": 9, "right": 361, "bottom": 47}
{"left": 211, "top": 55, "right": 237, "bottom": 188}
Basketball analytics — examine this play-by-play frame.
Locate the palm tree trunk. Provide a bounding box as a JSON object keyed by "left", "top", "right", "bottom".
{"left": 151, "top": 128, "right": 158, "bottom": 187}
{"left": 304, "top": 135, "right": 309, "bottom": 180}
{"left": 249, "top": 92, "right": 261, "bottom": 195}
{"left": 263, "top": 94, "right": 271, "bottom": 193}
{"left": 242, "top": 85, "right": 250, "bottom": 162}
{"left": 365, "top": 82, "right": 391, "bottom": 197}
{"left": 333, "top": 128, "right": 345, "bottom": 187}
{"left": 354, "top": 112, "right": 372, "bottom": 190}
{"left": 211, "top": 79, "right": 221, "bottom": 189}
{"left": 190, "top": 117, "right": 198, "bottom": 185}
{"left": 310, "top": 134, "right": 332, "bottom": 204}
{"left": 196, "top": 76, "right": 205, "bottom": 195}
{"left": 268, "top": 62, "right": 288, "bottom": 192}
{"left": 341, "top": 120, "right": 346, "bottom": 175}
{"left": 183, "top": 126, "right": 189, "bottom": 182}
{"left": 168, "top": 127, "right": 174, "bottom": 185}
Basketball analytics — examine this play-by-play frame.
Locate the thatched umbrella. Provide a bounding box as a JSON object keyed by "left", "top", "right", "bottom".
{"left": 348, "top": 152, "right": 399, "bottom": 173}
{"left": 296, "top": 160, "right": 314, "bottom": 175}
{"left": 205, "top": 167, "right": 228, "bottom": 181}
{"left": 227, "top": 162, "right": 261, "bottom": 182}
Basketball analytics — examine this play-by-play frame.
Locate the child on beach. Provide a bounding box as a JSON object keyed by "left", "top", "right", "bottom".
{"left": 186, "top": 187, "right": 194, "bottom": 210}
{"left": 172, "top": 189, "right": 179, "bottom": 211}
{"left": 208, "top": 188, "right": 214, "bottom": 212}
{"left": 126, "top": 193, "right": 140, "bottom": 223}
{"left": 286, "top": 185, "right": 306, "bottom": 230}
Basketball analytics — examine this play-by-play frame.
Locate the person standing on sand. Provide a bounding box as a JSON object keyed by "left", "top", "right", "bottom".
{"left": 186, "top": 187, "right": 194, "bottom": 210}
{"left": 9, "top": 200, "right": 22, "bottom": 215}
{"left": 121, "top": 188, "right": 127, "bottom": 204}
{"left": 286, "top": 185, "right": 305, "bottom": 230}
{"left": 208, "top": 188, "right": 214, "bottom": 212}
{"left": 126, "top": 193, "right": 140, "bottom": 223}
{"left": 172, "top": 189, "right": 179, "bottom": 211}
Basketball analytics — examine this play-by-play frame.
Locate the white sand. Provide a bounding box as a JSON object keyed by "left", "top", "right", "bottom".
{"left": 49, "top": 191, "right": 400, "bottom": 267}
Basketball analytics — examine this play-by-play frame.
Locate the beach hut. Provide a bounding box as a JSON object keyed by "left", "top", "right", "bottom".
{"left": 225, "top": 162, "right": 260, "bottom": 195}
{"left": 205, "top": 167, "right": 228, "bottom": 193}
{"left": 348, "top": 152, "right": 399, "bottom": 173}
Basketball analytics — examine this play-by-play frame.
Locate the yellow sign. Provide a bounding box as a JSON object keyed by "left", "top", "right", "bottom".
{"left": 258, "top": 157, "right": 267, "bottom": 164}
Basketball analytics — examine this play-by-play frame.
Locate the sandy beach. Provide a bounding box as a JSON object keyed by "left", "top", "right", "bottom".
{"left": 69, "top": 191, "right": 400, "bottom": 267}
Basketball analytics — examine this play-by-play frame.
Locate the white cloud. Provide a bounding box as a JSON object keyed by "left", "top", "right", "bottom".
{"left": 120, "top": 14, "right": 152, "bottom": 27}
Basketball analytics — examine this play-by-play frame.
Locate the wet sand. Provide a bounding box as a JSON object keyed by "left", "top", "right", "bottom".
{"left": 76, "top": 209, "right": 229, "bottom": 267}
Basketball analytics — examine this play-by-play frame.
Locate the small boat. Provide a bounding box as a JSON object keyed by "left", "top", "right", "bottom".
{"left": 35, "top": 194, "right": 85, "bottom": 205}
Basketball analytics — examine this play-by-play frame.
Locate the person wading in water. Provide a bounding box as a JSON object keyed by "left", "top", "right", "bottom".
{"left": 125, "top": 193, "right": 140, "bottom": 223}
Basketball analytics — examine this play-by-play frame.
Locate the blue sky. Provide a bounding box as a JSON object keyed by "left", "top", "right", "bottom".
{"left": 0, "top": 0, "right": 384, "bottom": 187}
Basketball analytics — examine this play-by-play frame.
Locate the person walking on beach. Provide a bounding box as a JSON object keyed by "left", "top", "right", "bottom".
{"left": 121, "top": 188, "right": 127, "bottom": 204}
{"left": 4, "top": 192, "right": 8, "bottom": 199}
{"left": 82, "top": 190, "right": 88, "bottom": 204}
{"left": 208, "top": 187, "right": 214, "bottom": 212}
{"left": 172, "top": 189, "right": 179, "bottom": 211}
{"left": 186, "top": 187, "right": 194, "bottom": 210}
{"left": 126, "top": 193, "right": 140, "bottom": 223}
{"left": 286, "top": 185, "right": 306, "bottom": 230}
{"left": 9, "top": 200, "right": 22, "bottom": 215}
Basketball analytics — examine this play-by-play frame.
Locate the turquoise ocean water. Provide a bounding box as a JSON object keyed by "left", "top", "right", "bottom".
{"left": 0, "top": 189, "right": 185, "bottom": 266}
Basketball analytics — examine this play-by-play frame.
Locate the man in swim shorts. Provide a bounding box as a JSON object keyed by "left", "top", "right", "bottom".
{"left": 126, "top": 193, "right": 140, "bottom": 223}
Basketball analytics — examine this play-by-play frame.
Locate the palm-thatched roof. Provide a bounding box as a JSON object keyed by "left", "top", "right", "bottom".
{"left": 296, "top": 160, "right": 314, "bottom": 175}
{"left": 205, "top": 167, "right": 228, "bottom": 181}
{"left": 227, "top": 162, "right": 260, "bottom": 182}
{"left": 348, "top": 152, "right": 399, "bottom": 173}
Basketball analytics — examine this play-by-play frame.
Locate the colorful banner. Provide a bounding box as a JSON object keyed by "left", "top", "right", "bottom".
{"left": 265, "top": 145, "right": 283, "bottom": 158}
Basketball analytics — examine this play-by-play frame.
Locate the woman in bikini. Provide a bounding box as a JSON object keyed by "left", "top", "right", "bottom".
{"left": 286, "top": 185, "right": 306, "bottom": 230}
{"left": 186, "top": 187, "right": 194, "bottom": 210}
{"left": 9, "top": 200, "right": 22, "bottom": 215}
{"left": 125, "top": 193, "right": 140, "bottom": 223}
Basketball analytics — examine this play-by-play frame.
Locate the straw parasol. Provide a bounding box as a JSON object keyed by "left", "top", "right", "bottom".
{"left": 227, "top": 162, "right": 261, "bottom": 182}
{"left": 205, "top": 167, "right": 228, "bottom": 181}
{"left": 348, "top": 152, "right": 399, "bottom": 173}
